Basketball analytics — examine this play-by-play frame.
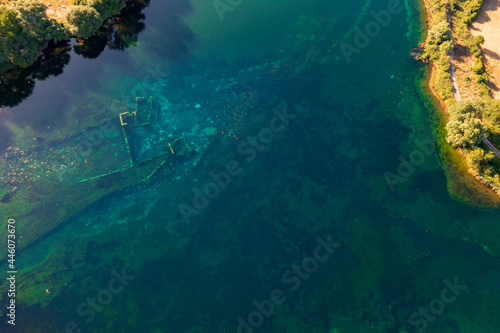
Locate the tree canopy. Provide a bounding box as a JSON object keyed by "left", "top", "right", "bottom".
{"left": 65, "top": 5, "right": 101, "bottom": 39}
{"left": 0, "top": 1, "right": 67, "bottom": 68}
{"left": 428, "top": 22, "right": 451, "bottom": 45}
{"left": 446, "top": 100, "right": 486, "bottom": 148}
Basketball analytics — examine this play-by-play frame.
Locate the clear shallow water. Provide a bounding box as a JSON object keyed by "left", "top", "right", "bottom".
{"left": 1, "top": 0, "right": 500, "bottom": 332}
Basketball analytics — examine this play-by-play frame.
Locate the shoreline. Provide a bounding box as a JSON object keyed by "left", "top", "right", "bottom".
{"left": 419, "top": 0, "right": 500, "bottom": 206}
{"left": 423, "top": 63, "right": 500, "bottom": 206}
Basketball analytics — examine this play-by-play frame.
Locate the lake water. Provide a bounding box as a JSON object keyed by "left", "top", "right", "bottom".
{"left": 1, "top": 0, "right": 500, "bottom": 332}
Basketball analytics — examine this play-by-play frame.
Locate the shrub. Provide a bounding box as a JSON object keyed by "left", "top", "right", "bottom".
{"left": 435, "top": 69, "right": 455, "bottom": 103}
{"left": 474, "top": 35, "right": 485, "bottom": 45}
{"left": 476, "top": 73, "right": 489, "bottom": 84}
{"left": 462, "top": 0, "right": 483, "bottom": 24}
{"left": 88, "top": 0, "right": 126, "bottom": 18}
{"left": 471, "top": 46, "right": 482, "bottom": 58}
{"left": 472, "top": 58, "right": 484, "bottom": 74}
{"left": 469, "top": 147, "right": 495, "bottom": 170}
{"left": 477, "top": 83, "right": 491, "bottom": 98}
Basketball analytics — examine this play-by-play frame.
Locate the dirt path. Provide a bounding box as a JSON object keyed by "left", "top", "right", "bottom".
{"left": 447, "top": 6, "right": 463, "bottom": 101}
{"left": 472, "top": 0, "right": 500, "bottom": 99}
{"left": 484, "top": 137, "right": 500, "bottom": 157}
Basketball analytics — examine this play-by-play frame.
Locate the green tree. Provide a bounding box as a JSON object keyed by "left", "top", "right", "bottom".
{"left": 446, "top": 101, "right": 486, "bottom": 148}
{"left": 1, "top": 1, "right": 68, "bottom": 67}
{"left": 88, "top": 0, "right": 126, "bottom": 18}
{"left": 11, "top": 0, "right": 66, "bottom": 42}
{"left": 462, "top": 0, "right": 483, "bottom": 24}
{"left": 449, "top": 99, "right": 479, "bottom": 116}
{"left": 474, "top": 35, "right": 485, "bottom": 45}
{"left": 428, "top": 22, "right": 450, "bottom": 45}
{"left": 65, "top": 5, "right": 102, "bottom": 39}
{"left": 479, "top": 99, "right": 500, "bottom": 134}
{"left": 0, "top": 9, "right": 21, "bottom": 37}
{"left": 0, "top": 9, "right": 22, "bottom": 64}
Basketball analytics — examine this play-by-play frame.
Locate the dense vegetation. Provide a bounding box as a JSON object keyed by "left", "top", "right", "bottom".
{"left": 449, "top": 0, "right": 490, "bottom": 96}
{"left": 0, "top": 0, "right": 149, "bottom": 108}
{"left": 423, "top": 0, "right": 500, "bottom": 195}
{"left": 0, "top": 1, "right": 66, "bottom": 68}
{"left": 444, "top": 95, "right": 500, "bottom": 194}
{"left": 421, "top": 0, "right": 455, "bottom": 105}
{"left": 466, "top": 99, "right": 500, "bottom": 193}
{"left": 422, "top": 0, "right": 488, "bottom": 104}
{"left": 0, "top": 0, "right": 128, "bottom": 70}
{"left": 446, "top": 100, "right": 486, "bottom": 148}
{"left": 67, "top": 0, "right": 127, "bottom": 38}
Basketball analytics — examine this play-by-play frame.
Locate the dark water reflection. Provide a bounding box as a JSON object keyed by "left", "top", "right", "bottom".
{"left": 74, "top": 0, "right": 153, "bottom": 58}
{"left": 0, "top": 42, "right": 71, "bottom": 108}
{"left": 140, "top": 0, "right": 195, "bottom": 60}
{"left": 1, "top": 0, "right": 500, "bottom": 332}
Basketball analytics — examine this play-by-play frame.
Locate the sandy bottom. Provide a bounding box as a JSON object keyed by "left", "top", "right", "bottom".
{"left": 472, "top": 0, "right": 500, "bottom": 99}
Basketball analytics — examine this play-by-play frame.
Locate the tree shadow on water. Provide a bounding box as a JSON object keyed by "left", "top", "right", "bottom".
{"left": 141, "top": 0, "right": 195, "bottom": 61}
{"left": 0, "top": 0, "right": 152, "bottom": 107}
{"left": 0, "top": 42, "right": 72, "bottom": 108}
{"left": 74, "top": 0, "right": 152, "bottom": 58}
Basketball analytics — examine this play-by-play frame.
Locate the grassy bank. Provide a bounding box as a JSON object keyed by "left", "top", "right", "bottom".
{"left": 421, "top": 0, "right": 500, "bottom": 200}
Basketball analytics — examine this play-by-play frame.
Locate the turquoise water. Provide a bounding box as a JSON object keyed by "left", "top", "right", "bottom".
{"left": 1, "top": 0, "right": 500, "bottom": 332}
